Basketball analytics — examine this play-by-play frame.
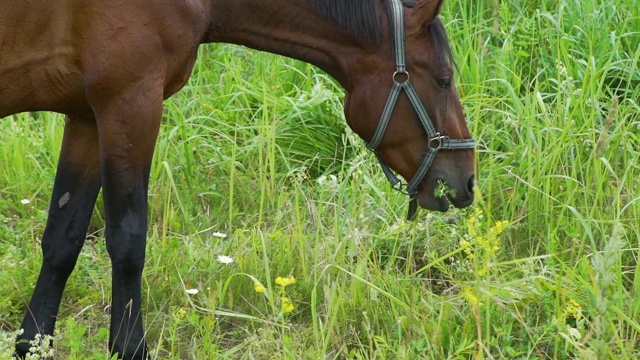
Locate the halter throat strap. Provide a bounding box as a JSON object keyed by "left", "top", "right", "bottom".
{"left": 365, "top": 0, "right": 475, "bottom": 220}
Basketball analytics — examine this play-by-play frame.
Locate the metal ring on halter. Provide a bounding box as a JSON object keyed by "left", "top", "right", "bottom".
{"left": 392, "top": 71, "right": 410, "bottom": 84}
{"left": 391, "top": 180, "right": 410, "bottom": 195}
{"left": 429, "top": 133, "right": 446, "bottom": 150}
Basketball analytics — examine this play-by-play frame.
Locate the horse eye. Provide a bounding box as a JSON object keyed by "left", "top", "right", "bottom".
{"left": 436, "top": 76, "right": 452, "bottom": 89}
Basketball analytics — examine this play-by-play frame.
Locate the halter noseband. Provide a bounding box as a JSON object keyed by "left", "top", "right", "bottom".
{"left": 365, "top": 0, "right": 475, "bottom": 220}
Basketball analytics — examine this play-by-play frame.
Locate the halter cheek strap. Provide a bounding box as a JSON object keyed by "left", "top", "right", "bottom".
{"left": 366, "top": 0, "right": 475, "bottom": 220}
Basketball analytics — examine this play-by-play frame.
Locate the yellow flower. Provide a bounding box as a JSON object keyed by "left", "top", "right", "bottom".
{"left": 461, "top": 239, "right": 475, "bottom": 259}
{"left": 462, "top": 286, "right": 483, "bottom": 308}
{"left": 476, "top": 267, "right": 488, "bottom": 276}
{"left": 254, "top": 282, "right": 265, "bottom": 294}
{"left": 565, "top": 298, "right": 583, "bottom": 321}
{"left": 275, "top": 276, "right": 296, "bottom": 287}
{"left": 175, "top": 308, "right": 187, "bottom": 321}
{"left": 281, "top": 297, "right": 294, "bottom": 313}
{"left": 465, "top": 208, "right": 483, "bottom": 239}
{"left": 489, "top": 220, "right": 509, "bottom": 237}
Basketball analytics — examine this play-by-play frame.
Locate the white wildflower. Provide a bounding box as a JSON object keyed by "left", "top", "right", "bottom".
{"left": 217, "top": 255, "right": 234, "bottom": 265}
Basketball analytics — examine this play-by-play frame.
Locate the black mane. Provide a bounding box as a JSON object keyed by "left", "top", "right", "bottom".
{"left": 308, "top": 0, "right": 454, "bottom": 68}
{"left": 309, "top": 0, "right": 382, "bottom": 44}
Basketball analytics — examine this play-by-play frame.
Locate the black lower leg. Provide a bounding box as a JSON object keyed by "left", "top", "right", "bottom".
{"left": 104, "top": 193, "right": 150, "bottom": 360}
{"left": 16, "top": 120, "right": 101, "bottom": 357}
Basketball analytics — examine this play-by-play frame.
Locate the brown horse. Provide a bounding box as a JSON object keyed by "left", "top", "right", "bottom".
{"left": 0, "top": 0, "right": 474, "bottom": 358}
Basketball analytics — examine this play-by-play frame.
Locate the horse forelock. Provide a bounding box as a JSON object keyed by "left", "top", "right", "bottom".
{"left": 429, "top": 18, "right": 456, "bottom": 70}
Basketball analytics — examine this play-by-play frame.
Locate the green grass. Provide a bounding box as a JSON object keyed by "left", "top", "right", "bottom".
{"left": 1, "top": 0, "right": 640, "bottom": 358}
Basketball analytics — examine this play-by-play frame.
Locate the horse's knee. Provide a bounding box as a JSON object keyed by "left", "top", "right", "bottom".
{"left": 40, "top": 226, "right": 87, "bottom": 277}
{"left": 105, "top": 224, "right": 147, "bottom": 271}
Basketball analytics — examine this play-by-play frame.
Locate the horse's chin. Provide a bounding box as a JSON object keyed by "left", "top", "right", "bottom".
{"left": 416, "top": 192, "right": 450, "bottom": 212}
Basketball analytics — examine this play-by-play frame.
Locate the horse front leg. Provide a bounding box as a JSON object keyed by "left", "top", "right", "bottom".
{"left": 16, "top": 118, "right": 101, "bottom": 357}
{"left": 92, "top": 84, "right": 163, "bottom": 360}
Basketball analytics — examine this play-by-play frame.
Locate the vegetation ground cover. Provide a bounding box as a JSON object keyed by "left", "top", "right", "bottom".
{"left": 1, "top": 0, "right": 639, "bottom": 358}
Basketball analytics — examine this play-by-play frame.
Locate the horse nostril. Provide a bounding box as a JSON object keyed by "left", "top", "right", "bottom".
{"left": 467, "top": 175, "right": 475, "bottom": 194}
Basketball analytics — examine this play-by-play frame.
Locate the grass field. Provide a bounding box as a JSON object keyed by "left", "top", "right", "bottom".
{"left": 1, "top": 0, "right": 640, "bottom": 358}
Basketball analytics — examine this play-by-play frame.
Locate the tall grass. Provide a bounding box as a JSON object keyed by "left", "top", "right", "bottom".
{"left": 1, "top": 0, "right": 639, "bottom": 358}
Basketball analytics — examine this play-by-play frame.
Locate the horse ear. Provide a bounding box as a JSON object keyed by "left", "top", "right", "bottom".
{"left": 406, "top": 0, "right": 443, "bottom": 26}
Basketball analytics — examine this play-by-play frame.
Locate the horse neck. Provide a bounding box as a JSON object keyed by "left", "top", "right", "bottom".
{"left": 205, "top": 0, "right": 380, "bottom": 90}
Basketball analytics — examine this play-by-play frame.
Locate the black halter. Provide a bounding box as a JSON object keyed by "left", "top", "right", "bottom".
{"left": 366, "top": 0, "right": 475, "bottom": 220}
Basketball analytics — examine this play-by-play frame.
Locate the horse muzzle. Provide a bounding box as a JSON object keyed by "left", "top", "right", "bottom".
{"left": 416, "top": 173, "right": 475, "bottom": 212}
